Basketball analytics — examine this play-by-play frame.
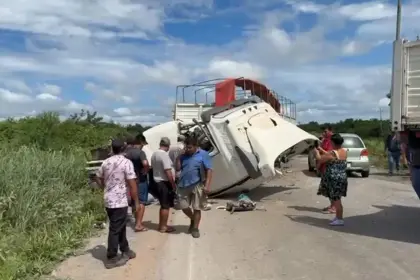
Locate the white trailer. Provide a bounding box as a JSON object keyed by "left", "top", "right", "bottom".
{"left": 389, "top": 0, "right": 420, "bottom": 131}
{"left": 390, "top": 39, "right": 420, "bottom": 131}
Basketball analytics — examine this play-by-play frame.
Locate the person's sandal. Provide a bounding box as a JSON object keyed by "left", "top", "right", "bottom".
{"left": 105, "top": 255, "right": 128, "bottom": 269}
{"left": 159, "top": 226, "right": 176, "bottom": 233}
{"left": 321, "top": 207, "right": 336, "bottom": 214}
{"left": 122, "top": 249, "right": 136, "bottom": 259}
{"left": 191, "top": 228, "right": 200, "bottom": 238}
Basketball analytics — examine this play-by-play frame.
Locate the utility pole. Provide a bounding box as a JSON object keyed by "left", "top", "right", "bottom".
{"left": 379, "top": 107, "right": 383, "bottom": 137}
{"left": 396, "top": 0, "right": 401, "bottom": 41}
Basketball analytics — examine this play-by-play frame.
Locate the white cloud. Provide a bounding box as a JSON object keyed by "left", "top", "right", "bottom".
{"left": 0, "top": 0, "right": 419, "bottom": 125}
{"left": 0, "top": 0, "right": 164, "bottom": 39}
{"left": 337, "top": 1, "right": 395, "bottom": 21}
{"left": 113, "top": 107, "right": 132, "bottom": 116}
{"left": 39, "top": 84, "right": 61, "bottom": 95}
{"left": 36, "top": 93, "right": 60, "bottom": 101}
{"left": 206, "top": 59, "right": 265, "bottom": 79}
{"left": 0, "top": 88, "right": 32, "bottom": 103}
{"left": 65, "top": 101, "right": 93, "bottom": 112}
{"left": 379, "top": 97, "right": 390, "bottom": 108}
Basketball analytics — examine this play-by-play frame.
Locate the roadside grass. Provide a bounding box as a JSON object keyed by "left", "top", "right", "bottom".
{"left": 364, "top": 138, "right": 387, "bottom": 168}
{"left": 0, "top": 146, "right": 105, "bottom": 280}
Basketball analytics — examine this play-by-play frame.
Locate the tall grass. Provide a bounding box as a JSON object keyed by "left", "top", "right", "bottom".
{"left": 0, "top": 146, "right": 105, "bottom": 280}
{"left": 364, "top": 138, "right": 387, "bottom": 168}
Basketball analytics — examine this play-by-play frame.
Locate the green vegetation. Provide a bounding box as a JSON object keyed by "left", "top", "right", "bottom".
{"left": 299, "top": 118, "right": 390, "bottom": 168}
{"left": 0, "top": 111, "right": 149, "bottom": 280}
{"left": 0, "top": 113, "right": 396, "bottom": 279}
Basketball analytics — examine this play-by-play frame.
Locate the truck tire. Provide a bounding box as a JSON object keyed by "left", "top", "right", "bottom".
{"left": 361, "top": 171, "right": 370, "bottom": 178}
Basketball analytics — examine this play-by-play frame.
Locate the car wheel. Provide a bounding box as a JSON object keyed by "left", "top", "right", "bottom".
{"left": 361, "top": 170, "right": 370, "bottom": 178}
{"left": 308, "top": 158, "right": 314, "bottom": 172}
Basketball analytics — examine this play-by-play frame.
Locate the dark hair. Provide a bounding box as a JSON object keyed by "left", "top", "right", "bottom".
{"left": 126, "top": 135, "right": 136, "bottom": 145}
{"left": 112, "top": 145, "right": 123, "bottom": 154}
{"left": 331, "top": 133, "right": 344, "bottom": 146}
{"left": 135, "top": 133, "right": 147, "bottom": 144}
{"left": 326, "top": 125, "right": 333, "bottom": 131}
{"left": 184, "top": 136, "right": 198, "bottom": 146}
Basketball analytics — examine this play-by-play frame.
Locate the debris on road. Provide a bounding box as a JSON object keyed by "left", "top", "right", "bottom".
{"left": 216, "top": 193, "right": 266, "bottom": 214}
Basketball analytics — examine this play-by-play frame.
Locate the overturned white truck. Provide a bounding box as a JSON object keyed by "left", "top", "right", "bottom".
{"left": 143, "top": 78, "right": 317, "bottom": 196}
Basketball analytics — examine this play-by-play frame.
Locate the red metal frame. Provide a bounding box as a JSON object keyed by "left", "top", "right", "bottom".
{"left": 175, "top": 77, "right": 297, "bottom": 119}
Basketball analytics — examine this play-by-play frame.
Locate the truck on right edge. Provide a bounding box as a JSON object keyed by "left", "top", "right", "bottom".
{"left": 390, "top": 0, "right": 420, "bottom": 199}
{"left": 390, "top": 0, "right": 420, "bottom": 132}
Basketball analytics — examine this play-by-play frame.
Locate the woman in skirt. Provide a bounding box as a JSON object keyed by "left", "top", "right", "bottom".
{"left": 315, "top": 133, "right": 348, "bottom": 226}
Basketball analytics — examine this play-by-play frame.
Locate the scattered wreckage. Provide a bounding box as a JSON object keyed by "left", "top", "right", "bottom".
{"left": 87, "top": 77, "right": 317, "bottom": 196}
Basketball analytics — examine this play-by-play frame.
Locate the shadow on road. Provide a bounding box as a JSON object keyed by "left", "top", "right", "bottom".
{"left": 371, "top": 171, "right": 410, "bottom": 178}
{"left": 287, "top": 205, "right": 323, "bottom": 213}
{"left": 286, "top": 204, "right": 420, "bottom": 245}
{"left": 142, "top": 221, "right": 190, "bottom": 234}
{"left": 301, "top": 170, "right": 318, "bottom": 178}
{"left": 219, "top": 185, "right": 299, "bottom": 201}
{"left": 86, "top": 245, "right": 108, "bottom": 264}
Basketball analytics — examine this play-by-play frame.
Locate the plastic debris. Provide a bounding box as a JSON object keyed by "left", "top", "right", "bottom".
{"left": 217, "top": 193, "right": 266, "bottom": 214}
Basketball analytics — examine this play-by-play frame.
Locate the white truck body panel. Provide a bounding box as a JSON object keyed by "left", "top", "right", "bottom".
{"left": 391, "top": 39, "right": 420, "bottom": 130}
{"left": 173, "top": 103, "right": 213, "bottom": 124}
{"left": 145, "top": 101, "right": 316, "bottom": 196}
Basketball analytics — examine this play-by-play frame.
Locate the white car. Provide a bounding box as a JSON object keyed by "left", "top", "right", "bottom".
{"left": 307, "top": 133, "right": 370, "bottom": 178}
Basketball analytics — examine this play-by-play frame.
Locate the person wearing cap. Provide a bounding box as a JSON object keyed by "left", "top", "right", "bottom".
{"left": 168, "top": 135, "right": 186, "bottom": 182}
{"left": 125, "top": 135, "right": 149, "bottom": 232}
{"left": 150, "top": 137, "right": 177, "bottom": 233}
{"left": 95, "top": 139, "right": 138, "bottom": 269}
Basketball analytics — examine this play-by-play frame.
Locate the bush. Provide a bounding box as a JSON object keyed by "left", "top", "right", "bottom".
{"left": 0, "top": 111, "right": 149, "bottom": 280}
{"left": 0, "top": 146, "right": 106, "bottom": 280}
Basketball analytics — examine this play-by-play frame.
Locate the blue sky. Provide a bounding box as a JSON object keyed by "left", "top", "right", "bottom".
{"left": 0, "top": 0, "right": 419, "bottom": 125}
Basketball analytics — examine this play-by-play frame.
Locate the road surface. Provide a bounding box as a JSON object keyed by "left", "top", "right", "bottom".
{"left": 54, "top": 156, "right": 420, "bottom": 280}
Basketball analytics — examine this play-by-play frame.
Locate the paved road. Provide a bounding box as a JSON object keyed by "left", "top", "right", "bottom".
{"left": 55, "top": 156, "right": 420, "bottom": 280}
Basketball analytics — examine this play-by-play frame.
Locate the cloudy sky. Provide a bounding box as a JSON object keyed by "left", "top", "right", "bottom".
{"left": 0, "top": 0, "right": 418, "bottom": 125}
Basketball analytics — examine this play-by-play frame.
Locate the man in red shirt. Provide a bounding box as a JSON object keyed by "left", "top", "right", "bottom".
{"left": 316, "top": 126, "right": 335, "bottom": 213}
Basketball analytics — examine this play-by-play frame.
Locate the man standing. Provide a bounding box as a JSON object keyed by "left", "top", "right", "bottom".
{"left": 96, "top": 139, "right": 137, "bottom": 269}
{"left": 169, "top": 135, "right": 186, "bottom": 182}
{"left": 175, "top": 136, "right": 213, "bottom": 238}
{"left": 385, "top": 131, "right": 401, "bottom": 176}
{"left": 151, "top": 137, "right": 177, "bottom": 233}
{"left": 125, "top": 136, "right": 149, "bottom": 232}
{"left": 137, "top": 134, "right": 157, "bottom": 199}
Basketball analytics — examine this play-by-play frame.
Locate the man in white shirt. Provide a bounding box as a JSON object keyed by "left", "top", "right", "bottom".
{"left": 96, "top": 139, "right": 138, "bottom": 269}
{"left": 168, "top": 135, "right": 185, "bottom": 181}
{"left": 151, "top": 137, "right": 177, "bottom": 233}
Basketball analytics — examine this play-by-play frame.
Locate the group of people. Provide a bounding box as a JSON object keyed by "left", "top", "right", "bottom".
{"left": 314, "top": 126, "right": 420, "bottom": 226}
{"left": 95, "top": 133, "right": 213, "bottom": 269}
{"left": 314, "top": 126, "right": 348, "bottom": 226}
{"left": 385, "top": 130, "right": 420, "bottom": 199}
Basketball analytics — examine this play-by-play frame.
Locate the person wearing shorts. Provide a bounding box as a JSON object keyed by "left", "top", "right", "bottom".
{"left": 151, "top": 137, "right": 177, "bottom": 233}
{"left": 175, "top": 136, "right": 212, "bottom": 238}
{"left": 125, "top": 135, "right": 149, "bottom": 232}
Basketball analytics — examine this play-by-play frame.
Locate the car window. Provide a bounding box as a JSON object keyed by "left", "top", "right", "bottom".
{"left": 342, "top": 136, "right": 365, "bottom": 148}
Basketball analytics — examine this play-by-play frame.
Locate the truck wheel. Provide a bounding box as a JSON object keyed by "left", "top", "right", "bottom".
{"left": 361, "top": 171, "right": 370, "bottom": 178}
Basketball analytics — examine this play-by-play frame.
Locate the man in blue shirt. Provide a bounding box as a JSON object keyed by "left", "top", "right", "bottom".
{"left": 175, "top": 136, "right": 213, "bottom": 238}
